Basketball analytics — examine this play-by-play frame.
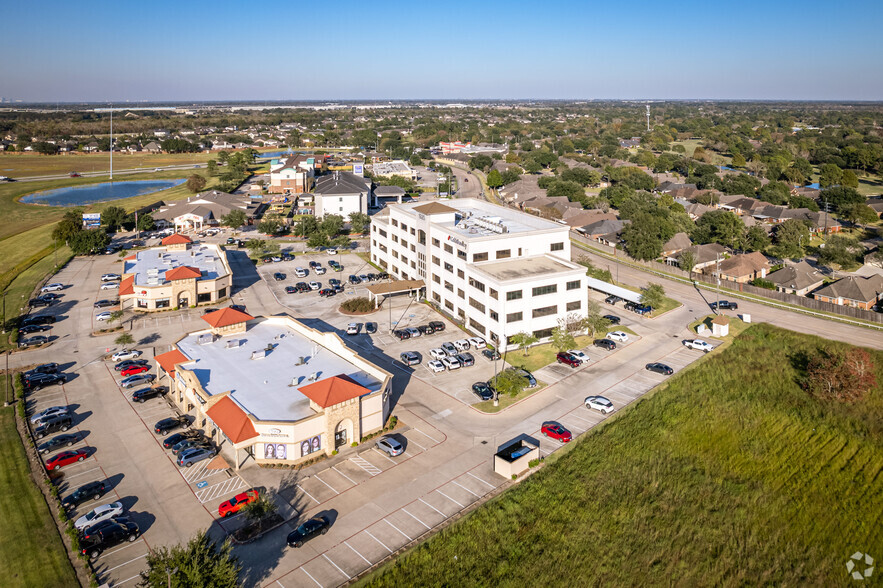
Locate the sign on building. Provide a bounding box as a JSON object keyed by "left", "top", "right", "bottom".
{"left": 352, "top": 164, "right": 364, "bottom": 177}
{"left": 82, "top": 213, "right": 101, "bottom": 228}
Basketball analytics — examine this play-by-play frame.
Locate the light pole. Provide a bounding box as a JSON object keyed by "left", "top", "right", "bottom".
{"left": 165, "top": 566, "right": 179, "bottom": 588}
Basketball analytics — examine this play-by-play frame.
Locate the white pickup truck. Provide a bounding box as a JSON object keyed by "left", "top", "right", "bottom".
{"left": 683, "top": 339, "right": 714, "bottom": 353}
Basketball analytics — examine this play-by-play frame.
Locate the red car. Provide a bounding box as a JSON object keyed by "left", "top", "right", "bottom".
{"left": 46, "top": 448, "right": 89, "bottom": 470}
{"left": 556, "top": 352, "right": 581, "bottom": 368}
{"left": 218, "top": 489, "right": 259, "bottom": 518}
{"left": 120, "top": 365, "right": 149, "bottom": 377}
{"left": 541, "top": 423, "right": 572, "bottom": 443}
{"left": 69, "top": 172, "right": 81, "bottom": 177}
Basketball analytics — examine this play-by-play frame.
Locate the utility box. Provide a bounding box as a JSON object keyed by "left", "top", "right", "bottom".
{"left": 494, "top": 439, "right": 539, "bottom": 479}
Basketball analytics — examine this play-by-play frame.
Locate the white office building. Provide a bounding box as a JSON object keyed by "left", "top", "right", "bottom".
{"left": 370, "top": 198, "right": 588, "bottom": 348}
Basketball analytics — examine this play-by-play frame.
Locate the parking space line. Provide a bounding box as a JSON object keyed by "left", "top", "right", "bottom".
{"left": 312, "top": 473, "right": 339, "bottom": 495}
{"left": 419, "top": 497, "right": 448, "bottom": 517}
{"left": 276, "top": 581, "right": 285, "bottom": 588}
{"left": 365, "top": 530, "right": 392, "bottom": 553}
{"left": 385, "top": 518, "right": 412, "bottom": 540}
{"left": 451, "top": 480, "right": 481, "bottom": 498}
{"left": 436, "top": 489, "right": 465, "bottom": 508}
{"left": 101, "top": 551, "right": 148, "bottom": 573}
{"left": 402, "top": 507, "right": 431, "bottom": 530}
{"left": 467, "top": 471, "right": 497, "bottom": 489}
{"left": 60, "top": 465, "right": 101, "bottom": 480}
{"left": 100, "top": 539, "right": 145, "bottom": 559}
{"left": 412, "top": 427, "right": 441, "bottom": 444}
{"left": 296, "top": 483, "right": 320, "bottom": 504}
{"left": 323, "top": 553, "right": 351, "bottom": 580}
{"left": 406, "top": 437, "right": 427, "bottom": 451}
{"left": 113, "top": 573, "right": 143, "bottom": 586}
{"left": 345, "top": 541, "right": 372, "bottom": 566}
{"left": 332, "top": 465, "right": 357, "bottom": 485}
{"left": 350, "top": 456, "right": 381, "bottom": 476}
{"left": 568, "top": 413, "right": 595, "bottom": 426}
{"left": 301, "top": 566, "right": 323, "bottom": 588}
{"left": 372, "top": 447, "right": 397, "bottom": 464}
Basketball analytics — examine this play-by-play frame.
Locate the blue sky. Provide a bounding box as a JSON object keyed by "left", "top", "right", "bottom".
{"left": 1, "top": 0, "right": 881, "bottom": 101}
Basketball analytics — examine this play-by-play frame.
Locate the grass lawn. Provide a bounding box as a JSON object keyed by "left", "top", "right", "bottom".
{"left": 361, "top": 324, "right": 883, "bottom": 587}
{"left": 0, "top": 406, "right": 79, "bottom": 587}
{"left": 688, "top": 314, "right": 752, "bottom": 346}
{"left": 473, "top": 381, "right": 548, "bottom": 414}
{"left": 0, "top": 151, "right": 211, "bottom": 177}
{"left": 506, "top": 335, "right": 594, "bottom": 373}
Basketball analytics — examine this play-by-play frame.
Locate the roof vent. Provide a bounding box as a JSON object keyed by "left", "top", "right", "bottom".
{"left": 308, "top": 372, "right": 318, "bottom": 382}
{"left": 197, "top": 333, "right": 213, "bottom": 345}
{"left": 225, "top": 339, "right": 242, "bottom": 349}
{"left": 251, "top": 349, "right": 267, "bottom": 360}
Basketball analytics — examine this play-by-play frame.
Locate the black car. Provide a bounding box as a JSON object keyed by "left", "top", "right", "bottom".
{"left": 81, "top": 521, "right": 140, "bottom": 560}
{"left": 131, "top": 386, "right": 168, "bottom": 403}
{"left": 38, "top": 293, "right": 60, "bottom": 301}
{"left": 366, "top": 273, "right": 376, "bottom": 282}
{"left": 114, "top": 359, "right": 149, "bottom": 372}
{"left": 624, "top": 301, "right": 638, "bottom": 312}
{"left": 172, "top": 438, "right": 212, "bottom": 456}
{"left": 377, "top": 272, "right": 389, "bottom": 280}
{"left": 645, "top": 362, "right": 674, "bottom": 375}
{"left": 162, "top": 430, "right": 202, "bottom": 450}
{"left": 593, "top": 338, "right": 617, "bottom": 351}
{"left": 417, "top": 324, "right": 434, "bottom": 335}
{"left": 348, "top": 275, "right": 361, "bottom": 285}
{"left": 711, "top": 300, "right": 739, "bottom": 310}
{"left": 287, "top": 516, "right": 330, "bottom": 548}
{"left": 295, "top": 282, "right": 309, "bottom": 293}
{"left": 328, "top": 278, "right": 341, "bottom": 287}
{"left": 37, "top": 433, "right": 79, "bottom": 454}
{"left": 61, "top": 480, "right": 107, "bottom": 510}
{"left": 318, "top": 288, "right": 335, "bottom": 297}
{"left": 154, "top": 415, "right": 191, "bottom": 436}
{"left": 472, "top": 381, "right": 493, "bottom": 401}
{"left": 273, "top": 272, "right": 286, "bottom": 281}
{"left": 230, "top": 304, "right": 247, "bottom": 312}
{"left": 482, "top": 348, "right": 501, "bottom": 361}
{"left": 93, "top": 299, "right": 118, "bottom": 308}
{"left": 34, "top": 414, "right": 73, "bottom": 438}
{"left": 21, "top": 315, "right": 56, "bottom": 326}
{"left": 308, "top": 261, "right": 320, "bottom": 269}
{"left": 29, "top": 298, "right": 52, "bottom": 308}
{"left": 365, "top": 322, "right": 377, "bottom": 334}
{"left": 400, "top": 351, "right": 420, "bottom": 366}
{"left": 24, "top": 363, "right": 59, "bottom": 377}
{"left": 393, "top": 329, "right": 410, "bottom": 341}
{"left": 285, "top": 286, "right": 297, "bottom": 294}
{"left": 81, "top": 516, "right": 131, "bottom": 541}
{"left": 19, "top": 324, "right": 51, "bottom": 335}
{"left": 603, "top": 314, "right": 621, "bottom": 325}
{"left": 428, "top": 321, "right": 445, "bottom": 332}
{"left": 456, "top": 352, "right": 474, "bottom": 367}
{"left": 23, "top": 372, "right": 66, "bottom": 391}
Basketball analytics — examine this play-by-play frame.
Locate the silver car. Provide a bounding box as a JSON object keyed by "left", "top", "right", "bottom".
{"left": 178, "top": 446, "right": 216, "bottom": 467}
{"left": 375, "top": 435, "right": 404, "bottom": 457}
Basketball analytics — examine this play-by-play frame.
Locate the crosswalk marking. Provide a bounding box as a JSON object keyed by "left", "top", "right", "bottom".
{"left": 195, "top": 476, "right": 246, "bottom": 503}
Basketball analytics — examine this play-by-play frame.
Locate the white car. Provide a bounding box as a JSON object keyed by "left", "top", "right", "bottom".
{"left": 454, "top": 339, "right": 471, "bottom": 351}
{"left": 100, "top": 273, "right": 120, "bottom": 282}
{"left": 308, "top": 281, "right": 320, "bottom": 290}
{"left": 112, "top": 349, "right": 142, "bottom": 362}
{"left": 294, "top": 267, "right": 308, "bottom": 277}
{"left": 326, "top": 248, "right": 337, "bottom": 255}
{"left": 429, "top": 348, "right": 447, "bottom": 360}
{"left": 468, "top": 337, "right": 486, "bottom": 349}
{"left": 41, "top": 283, "right": 64, "bottom": 293}
{"left": 346, "top": 323, "right": 360, "bottom": 335}
{"left": 100, "top": 282, "right": 119, "bottom": 290}
{"left": 585, "top": 395, "right": 615, "bottom": 414}
{"left": 95, "top": 312, "right": 112, "bottom": 321}
{"left": 315, "top": 266, "right": 326, "bottom": 275}
{"left": 441, "top": 356, "right": 460, "bottom": 370}
{"left": 567, "top": 350, "right": 589, "bottom": 363}
{"left": 683, "top": 339, "right": 714, "bottom": 353}
{"left": 427, "top": 360, "right": 445, "bottom": 373}
{"left": 606, "top": 331, "right": 629, "bottom": 343}
{"left": 74, "top": 502, "right": 125, "bottom": 531}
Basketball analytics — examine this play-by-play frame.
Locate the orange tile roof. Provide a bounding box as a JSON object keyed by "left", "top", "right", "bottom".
{"left": 165, "top": 265, "right": 202, "bottom": 281}
{"left": 206, "top": 396, "right": 259, "bottom": 444}
{"left": 161, "top": 233, "right": 192, "bottom": 245}
{"left": 201, "top": 307, "right": 254, "bottom": 328}
{"left": 154, "top": 349, "right": 190, "bottom": 377}
{"left": 118, "top": 275, "right": 135, "bottom": 296}
{"left": 298, "top": 374, "right": 371, "bottom": 409}
{"left": 124, "top": 254, "right": 136, "bottom": 261}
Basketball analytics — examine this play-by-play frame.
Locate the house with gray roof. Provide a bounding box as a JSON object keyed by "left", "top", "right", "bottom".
{"left": 766, "top": 261, "right": 825, "bottom": 296}
{"left": 813, "top": 274, "right": 883, "bottom": 310}
{"left": 151, "top": 190, "right": 264, "bottom": 230}
{"left": 312, "top": 171, "right": 371, "bottom": 219}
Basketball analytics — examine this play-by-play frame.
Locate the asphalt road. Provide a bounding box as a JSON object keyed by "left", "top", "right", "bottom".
{"left": 7, "top": 164, "right": 203, "bottom": 183}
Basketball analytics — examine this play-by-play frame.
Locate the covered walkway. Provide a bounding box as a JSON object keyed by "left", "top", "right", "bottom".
{"left": 365, "top": 279, "right": 426, "bottom": 308}
{"left": 585, "top": 276, "right": 642, "bottom": 304}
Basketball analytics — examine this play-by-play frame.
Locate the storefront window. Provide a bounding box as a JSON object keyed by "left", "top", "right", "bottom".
{"left": 155, "top": 298, "right": 171, "bottom": 309}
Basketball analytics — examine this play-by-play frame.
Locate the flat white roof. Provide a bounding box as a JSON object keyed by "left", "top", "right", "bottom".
{"left": 124, "top": 244, "right": 228, "bottom": 287}
{"left": 395, "top": 198, "right": 565, "bottom": 239}
{"left": 175, "top": 319, "right": 383, "bottom": 422}
{"left": 473, "top": 255, "right": 582, "bottom": 282}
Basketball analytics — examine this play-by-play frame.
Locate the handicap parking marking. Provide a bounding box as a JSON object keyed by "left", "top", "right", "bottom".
{"left": 196, "top": 476, "right": 247, "bottom": 504}
{"left": 350, "top": 455, "right": 381, "bottom": 476}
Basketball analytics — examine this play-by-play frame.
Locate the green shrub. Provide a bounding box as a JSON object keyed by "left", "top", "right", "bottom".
{"left": 511, "top": 474, "right": 517, "bottom": 480}
{"left": 749, "top": 278, "right": 776, "bottom": 290}
{"left": 340, "top": 297, "right": 374, "bottom": 313}
{"left": 528, "top": 458, "right": 541, "bottom": 468}
{"left": 389, "top": 415, "right": 398, "bottom": 428}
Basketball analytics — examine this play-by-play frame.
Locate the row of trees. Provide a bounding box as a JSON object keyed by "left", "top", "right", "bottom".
{"left": 52, "top": 207, "right": 156, "bottom": 255}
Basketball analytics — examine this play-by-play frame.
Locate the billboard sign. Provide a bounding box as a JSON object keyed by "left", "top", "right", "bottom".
{"left": 353, "top": 163, "right": 364, "bottom": 177}
{"left": 82, "top": 213, "right": 101, "bottom": 228}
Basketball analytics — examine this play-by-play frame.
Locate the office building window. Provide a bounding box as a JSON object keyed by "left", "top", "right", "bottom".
{"left": 410, "top": 244, "right": 416, "bottom": 252}
{"left": 468, "top": 318, "right": 486, "bottom": 335}
{"left": 378, "top": 229, "right": 387, "bottom": 237}
{"left": 489, "top": 288, "right": 498, "bottom": 300}
{"left": 469, "top": 277, "right": 486, "bottom": 292}
{"left": 444, "top": 299, "right": 453, "bottom": 311}
{"left": 532, "top": 284, "right": 557, "bottom": 297}
{"left": 533, "top": 327, "right": 553, "bottom": 339}
{"left": 432, "top": 238, "right": 440, "bottom": 247}
{"left": 566, "top": 280, "right": 581, "bottom": 291}
{"left": 473, "top": 252, "right": 488, "bottom": 262}
{"left": 433, "top": 292, "right": 440, "bottom": 302}
{"left": 401, "top": 223, "right": 408, "bottom": 232}
{"left": 457, "top": 269, "right": 464, "bottom": 278}
{"left": 433, "top": 275, "right": 440, "bottom": 284}
{"left": 392, "top": 235, "right": 398, "bottom": 243}
{"left": 444, "top": 281, "right": 453, "bottom": 292}
{"left": 469, "top": 297, "right": 485, "bottom": 312}
{"left": 506, "top": 290, "right": 523, "bottom": 301}
{"left": 392, "top": 220, "right": 398, "bottom": 227}
{"left": 458, "top": 249, "right": 467, "bottom": 260}
{"left": 532, "top": 305, "right": 557, "bottom": 318}
{"left": 458, "top": 308, "right": 465, "bottom": 319}
{"left": 432, "top": 256, "right": 440, "bottom": 266}
{"left": 506, "top": 311, "right": 523, "bottom": 322}
{"left": 551, "top": 242, "right": 564, "bottom": 251}
{"left": 444, "top": 243, "right": 453, "bottom": 254}
{"left": 458, "top": 289, "right": 465, "bottom": 299}
{"left": 490, "top": 310, "right": 499, "bottom": 321}
{"left": 496, "top": 249, "right": 511, "bottom": 259}
{"left": 566, "top": 300, "right": 581, "bottom": 311}
{"left": 444, "top": 262, "right": 453, "bottom": 272}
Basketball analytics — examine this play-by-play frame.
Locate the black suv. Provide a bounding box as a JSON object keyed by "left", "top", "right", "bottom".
{"left": 348, "top": 275, "right": 361, "bottom": 285}
{"left": 711, "top": 300, "right": 739, "bottom": 310}
{"left": 34, "top": 414, "right": 73, "bottom": 438}
{"left": 19, "top": 324, "right": 51, "bottom": 335}
{"left": 23, "top": 372, "right": 66, "bottom": 391}
{"left": 61, "top": 481, "right": 107, "bottom": 510}
{"left": 81, "top": 521, "right": 140, "bottom": 560}
{"left": 131, "top": 386, "right": 168, "bottom": 403}
{"left": 287, "top": 516, "right": 330, "bottom": 548}
{"left": 24, "top": 363, "right": 59, "bottom": 377}
{"left": 29, "top": 298, "right": 52, "bottom": 308}
{"left": 377, "top": 272, "right": 389, "bottom": 280}
{"left": 603, "top": 314, "right": 621, "bottom": 325}
{"left": 417, "top": 324, "right": 434, "bottom": 335}
{"left": 154, "top": 415, "right": 191, "bottom": 436}
{"left": 428, "top": 321, "right": 445, "bottom": 332}
{"left": 162, "top": 430, "right": 202, "bottom": 450}
{"left": 593, "top": 338, "right": 617, "bottom": 351}
{"left": 365, "top": 322, "right": 377, "bottom": 334}
{"left": 393, "top": 329, "right": 410, "bottom": 341}
{"left": 22, "top": 315, "right": 57, "bottom": 326}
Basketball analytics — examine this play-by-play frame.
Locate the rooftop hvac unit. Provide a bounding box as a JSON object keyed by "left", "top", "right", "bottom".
{"left": 147, "top": 277, "right": 159, "bottom": 285}
{"left": 251, "top": 349, "right": 267, "bottom": 360}
{"left": 307, "top": 372, "right": 318, "bottom": 382}
{"left": 225, "top": 339, "right": 242, "bottom": 349}
{"left": 473, "top": 215, "right": 508, "bottom": 234}
{"left": 205, "top": 256, "right": 214, "bottom": 263}
{"left": 197, "top": 333, "right": 213, "bottom": 345}
{"left": 147, "top": 268, "right": 159, "bottom": 276}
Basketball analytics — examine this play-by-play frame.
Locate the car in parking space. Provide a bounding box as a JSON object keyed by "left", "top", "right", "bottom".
{"left": 131, "top": 386, "right": 168, "bottom": 402}
{"left": 593, "top": 338, "right": 616, "bottom": 351}
{"left": 31, "top": 406, "right": 69, "bottom": 424}
{"left": 100, "top": 273, "right": 120, "bottom": 282}
{"left": 61, "top": 480, "right": 106, "bottom": 510}
{"left": 453, "top": 339, "right": 470, "bottom": 351}
{"left": 318, "top": 288, "right": 335, "bottom": 296}
{"left": 468, "top": 336, "right": 486, "bottom": 349}
{"left": 120, "top": 364, "right": 150, "bottom": 377}
{"left": 427, "top": 360, "right": 445, "bottom": 373}
{"left": 472, "top": 381, "right": 494, "bottom": 401}
{"left": 377, "top": 272, "right": 389, "bottom": 280}
{"left": 606, "top": 331, "right": 629, "bottom": 343}
{"left": 120, "top": 373, "right": 155, "bottom": 388}
{"left": 37, "top": 292, "right": 60, "bottom": 302}
{"left": 585, "top": 395, "right": 615, "bottom": 414}
{"left": 365, "top": 322, "right": 377, "bottom": 334}
{"left": 308, "top": 261, "right": 320, "bottom": 269}
{"left": 482, "top": 348, "right": 501, "bottom": 361}
{"left": 285, "top": 285, "right": 297, "bottom": 294}
{"left": 309, "top": 281, "right": 320, "bottom": 290}
{"left": 314, "top": 266, "right": 326, "bottom": 275}
{"left": 710, "top": 300, "right": 739, "bottom": 310}
{"left": 456, "top": 352, "right": 474, "bottom": 367}
{"left": 512, "top": 367, "right": 537, "bottom": 387}
{"left": 646, "top": 362, "right": 674, "bottom": 375}
{"left": 567, "top": 350, "right": 589, "bottom": 363}
{"left": 22, "top": 315, "right": 56, "bottom": 326}
{"left": 95, "top": 312, "right": 112, "bottom": 322}
{"left": 376, "top": 435, "right": 404, "bottom": 457}
{"left": 24, "top": 362, "right": 59, "bottom": 377}
{"left": 28, "top": 298, "right": 52, "bottom": 308}
{"left": 346, "top": 323, "right": 362, "bottom": 335}
{"left": 114, "top": 359, "right": 148, "bottom": 372}
{"left": 294, "top": 267, "right": 308, "bottom": 278}
{"left": 81, "top": 520, "right": 140, "bottom": 561}
{"left": 405, "top": 327, "right": 421, "bottom": 338}
{"left": 348, "top": 274, "right": 361, "bottom": 285}
{"left": 154, "top": 415, "right": 190, "bottom": 435}
{"left": 271, "top": 256, "right": 282, "bottom": 263}
{"left": 38, "top": 433, "right": 79, "bottom": 454}
{"left": 441, "top": 342, "right": 458, "bottom": 356}
{"left": 41, "top": 283, "right": 65, "bottom": 293}
{"left": 605, "top": 295, "right": 622, "bottom": 305}
{"left": 603, "top": 314, "right": 621, "bottom": 325}
{"left": 329, "top": 278, "right": 341, "bottom": 288}
{"left": 400, "top": 351, "right": 420, "bottom": 366}
{"left": 683, "top": 339, "right": 714, "bottom": 353}
{"left": 328, "top": 260, "right": 341, "bottom": 271}
{"left": 441, "top": 356, "right": 460, "bottom": 370}
{"left": 23, "top": 372, "right": 66, "bottom": 391}
{"left": 295, "top": 282, "right": 309, "bottom": 293}
{"left": 162, "top": 430, "right": 201, "bottom": 449}
{"left": 218, "top": 489, "right": 259, "bottom": 518}
{"left": 326, "top": 248, "right": 338, "bottom": 256}
{"left": 46, "top": 448, "right": 90, "bottom": 470}
{"left": 273, "top": 272, "right": 286, "bottom": 281}
{"left": 112, "top": 349, "right": 142, "bottom": 362}
{"left": 541, "top": 422, "right": 572, "bottom": 443}
{"left": 416, "top": 324, "right": 434, "bottom": 336}
{"left": 74, "top": 501, "right": 125, "bottom": 531}
{"left": 172, "top": 438, "right": 212, "bottom": 456}
{"left": 178, "top": 445, "right": 217, "bottom": 467}
{"left": 287, "top": 516, "right": 330, "bottom": 548}
{"left": 359, "top": 274, "right": 369, "bottom": 282}
{"left": 94, "top": 299, "right": 117, "bottom": 308}
{"left": 34, "top": 414, "right": 73, "bottom": 438}
{"left": 429, "top": 348, "right": 446, "bottom": 361}
{"left": 393, "top": 329, "right": 410, "bottom": 341}
{"left": 634, "top": 304, "right": 652, "bottom": 315}
{"left": 556, "top": 351, "right": 581, "bottom": 368}
{"left": 100, "top": 282, "right": 119, "bottom": 290}
{"left": 19, "top": 335, "right": 50, "bottom": 348}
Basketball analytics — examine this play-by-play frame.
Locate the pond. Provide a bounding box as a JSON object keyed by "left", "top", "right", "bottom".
{"left": 20, "top": 179, "right": 185, "bottom": 207}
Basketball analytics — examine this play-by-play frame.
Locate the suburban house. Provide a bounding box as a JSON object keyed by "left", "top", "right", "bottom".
{"left": 766, "top": 261, "right": 825, "bottom": 296}
{"left": 151, "top": 190, "right": 265, "bottom": 231}
{"left": 268, "top": 154, "right": 316, "bottom": 194}
{"left": 561, "top": 208, "right": 617, "bottom": 229}
{"left": 713, "top": 251, "right": 770, "bottom": 283}
{"left": 661, "top": 232, "right": 693, "bottom": 258}
{"left": 665, "top": 243, "right": 728, "bottom": 270}
{"left": 578, "top": 219, "right": 629, "bottom": 246}
{"left": 812, "top": 275, "right": 883, "bottom": 310}
{"left": 311, "top": 171, "right": 372, "bottom": 219}
{"left": 143, "top": 141, "right": 162, "bottom": 154}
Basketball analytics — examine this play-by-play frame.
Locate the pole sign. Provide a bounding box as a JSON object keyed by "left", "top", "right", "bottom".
{"left": 82, "top": 213, "right": 101, "bottom": 228}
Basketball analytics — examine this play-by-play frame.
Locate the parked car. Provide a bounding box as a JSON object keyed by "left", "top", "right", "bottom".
{"left": 605, "top": 295, "right": 621, "bottom": 305}
{"left": 38, "top": 433, "right": 78, "bottom": 454}
{"left": 468, "top": 337, "right": 486, "bottom": 349}
{"left": 46, "top": 448, "right": 89, "bottom": 470}
{"left": 285, "top": 286, "right": 297, "bottom": 294}
{"left": 365, "top": 322, "right": 377, "bottom": 334}
{"left": 100, "top": 282, "right": 119, "bottom": 290}
{"left": 172, "top": 438, "right": 212, "bottom": 456}
{"left": 308, "top": 281, "right": 320, "bottom": 290}
{"left": 508, "top": 367, "right": 537, "bottom": 387}
{"left": 69, "top": 172, "right": 81, "bottom": 177}
{"left": 308, "top": 261, "right": 320, "bottom": 269}
{"left": 645, "top": 362, "right": 674, "bottom": 375}
{"left": 567, "top": 350, "right": 589, "bottom": 363}
{"left": 456, "top": 352, "right": 474, "bottom": 367}
{"left": 80, "top": 520, "right": 140, "bottom": 561}
{"left": 94, "top": 312, "right": 112, "bottom": 322}
{"left": 154, "top": 415, "right": 190, "bottom": 435}
{"left": 111, "top": 349, "right": 142, "bottom": 362}
{"left": 120, "top": 364, "right": 149, "bottom": 377}
{"left": 417, "top": 324, "right": 434, "bottom": 335}
{"left": 19, "top": 335, "right": 50, "bottom": 348}
{"left": 326, "top": 248, "right": 338, "bottom": 256}
{"left": 41, "top": 283, "right": 64, "bottom": 293}
{"left": 472, "top": 381, "right": 494, "bottom": 401}
{"left": 711, "top": 300, "right": 739, "bottom": 310}
{"left": 392, "top": 329, "right": 410, "bottom": 340}
{"left": 178, "top": 445, "right": 217, "bottom": 467}
{"left": 441, "top": 356, "right": 460, "bottom": 370}
{"left": 585, "top": 395, "right": 615, "bottom": 414}
{"left": 295, "top": 267, "right": 308, "bottom": 278}
{"left": 683, "top": 339, "right": 714, "bottom": 353}
{"left": 593, "top": 338, "right": 616, "bottom": 351}
{"left": 131, "top": 386, "right": 168, "bottom": 402}
{"left": 606, "top": 331, "right": 629, "bottom": 343}
{"left": 61, "top": 480, "right": 106, "bottom": 510}
{"left": 314, "top": 266, "right": 326, "bottom": 275}
{"left": 162, "top": 430, "right": 201, "bottom": 449}
{"left": 114, "top": 359, "right": 148, "bottom": 372}
{"left": 400, "top": 351, "right": 420, "bottom": 366}
{"left": 273, "top": 272, "right": 286, "bottom": 282}
{"left": 34, "top": 414, "right": 73, "bottom": 438}
{"left": 556, "top": 351, "right": 581, "bottom": 368}
{"left": 428, "top": 320, "right": 445, "bottom": 332}
{"left": 94, "top": 299, "right": 118, "bottom": 309}
{"left": 23, "top": 372, "right": 65, "bottom": 391}
{"left": 24, "top": 362, "right": 58, "bottom": 377}
{"left": 317, "top": 288, "right": 335, "bottom": 296}
{"left": 603, "top": 314, "right": 621, "bottom": 325}
{"left": 427, "top": 360, "right": 445, "bottom": 373}
{"left": 441, "top": 342, "right": 458, "bottom": 356}
{"left": 634, "top": 304, "right": 652, "bottom": 315}
{"left": 346, "top": 323, "right": 362, "bottom": 335}
{"left": 375, "top": 435, "right": 404, "bottom": 457}
{"left": 348, "top": 274, "right": 361, "bottom": 285}
{"left": 287, "top": 516, "right": 330, "bottom": 548}
{"left": 31, "top": 406, "right": 69, "bottom": 424}
{"left": 295, "top": 282, "right": 309, "bottom": 293}
{"left": 218, "top": 490, "right": 259, "bottom": 518}
{"left": 100, "top": 274, "right": 120, "bottom": 282}
{"left": 541, "top": 422, "right": 572, "bottom": 443}
{"left": 21, "top": 315, "right": 56, "bottom": 326}
{"left": 28, "top": 298, "right": 52, "bottom": 308}
{"left": 120, "top": 374, "right": 155, "bottom": 388}
{"left": 482, "top": 348, "right": 501, "bottom": 361}
{"left": 74, "top": 501, "right": 125, "bottom": 531}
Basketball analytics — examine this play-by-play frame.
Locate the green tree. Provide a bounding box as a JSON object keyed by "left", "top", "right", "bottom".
{"left": 101, "top": 206, "right": 128, "bottom": 232}
{"left": 217, "top": 150, "right": 230, "bottom": 164}
{"left": 114, "top": 333, "right": 134, "bottom": 346}
{"left": 468, "top": 154, "right": 494, "bottom": 172}
{"left": 138, "top": 531, "right": 241, "bottom": 588}
{"left": 841, "top": 170, "right": 859, "bottom": 188}
{"left": 692, "top": 210, "right": 745, "bottom": 249}
{"left": 319, "top": 214, "right": 345, "bottom": 236}
{"left": 136, "top": 213, "right": 156, "bottom": 232}
{"left": 241, "top": 491, "right": 278, "bottom": 523}
{"left": 550, "top": 327, "right": 576, "bottom": 352}
{"left": 818, "top": 235, "right": 863, "bottom": 269}
{"left": 109, "top": 310, "right": 124, "bottom": 325}
{"left": 819, "top": 163, "right": 843, "bottom": 188}
{"left": 770, "top": 218, "right": 811, "bottom": 259}
{"left": 293, "top": 215, "right": 320, "bottom": 237}
{"left": 522, "top": 160, "right": 542, "bottom": 174}
{"left": 581, "top": 301, "right": 611, "bottom": 337}
{"left": 820, "top": 187, "right": 863, "bottom": 214}
{"left": 52, "top": 208, "right": 86, "bottom": 243}
{"left": 731, "top": 152, "right": 746, "bottom": 168}
{"left": 486, "top": 169, "right": 503, "bottom": 189}
{"left": 186, "top": 174, "right": 207, "bottom": 193}
{"left": 640, "top": 283, "right": 666, "bottom": 309}
{"left": 510, "top": 331, "right": 538, "bottom": 356}
{"left": 678, "top": 250, "right": 697, "bottom": 279}
{"left": 349, "top": 212, "right": 370, "bottom": 234}
{"left": 490, "top": 368, "right": 527, "bottom": 398}
{"left": 758, "top": 181, "right": 791, "bottom": 205}
{"left": 69, "top": 228, "right": 110, "bottom": 255}
{"left": 745, "top": 225, "right": 771, "bottom": 252}
{"left": 409, "top": 153, "right": 422, "bottom": 167}
{"left": 258, "top": 214, "right": 283, "bottom": 235}
{"left": 206, "top": 160, "right": 218, "bottom": 177}
{"left": 306, "top": 233, "right": 329, "bottom": 249}
{"left": 221, "top": 210, "right": 247, "bottom": 228}
{"left": 245, "top": 239, "right": 266, "bottom": 258}
{"left": 330, "top": 235, "right": 351, "bottom": 249}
